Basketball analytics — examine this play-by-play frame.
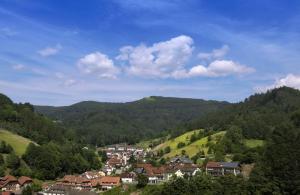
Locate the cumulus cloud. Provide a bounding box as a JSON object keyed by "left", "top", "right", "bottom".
{"left": 12, "top": 64, "right": 25, "bottom": 71}
{"left": 172, "top": 60, "right": 255, "bottom": 79}
{"left": 198, "top": 45, "right": 229, "bottom": 61}
{"left": 117, "top": 35, "right": 194, "bottom": 78}
{"left": 189, "top": 60, "right": 255, "bottom": 77}
{"left": 38, "top": 44, "right": 62, "bottom": 57}
{"left": 78, "top": 52, "right": 120, "bottom": 79}
{"left": 256, "top": 74, "right": 300, "bottom": 92}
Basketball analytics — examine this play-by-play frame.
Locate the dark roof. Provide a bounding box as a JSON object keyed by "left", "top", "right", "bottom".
{"left": 170, "top": 156, "right": 193, "bottom": 164}
{"left": 220, "top": 162, "right": 240, "bottom": 168}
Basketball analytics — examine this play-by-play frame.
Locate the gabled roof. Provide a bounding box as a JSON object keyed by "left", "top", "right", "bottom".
{"left": 0, "top": 175, "right": 18, "bottom": 188}
{"left": 18, "top": 176, "right": 33, "bottom": 186}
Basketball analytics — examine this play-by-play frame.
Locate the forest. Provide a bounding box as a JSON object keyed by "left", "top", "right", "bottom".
{"left": 35, "top": 96, "right": 229, "bottom": 145}
{"left": 1, "top": 87, "right": 300, "bottom": 194}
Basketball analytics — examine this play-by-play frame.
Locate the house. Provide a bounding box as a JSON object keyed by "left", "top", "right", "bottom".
{"left": 99, "top": 176, "right": 120, "bottom": 191}
{"left": 0, "top": 175, "right": 20, "bottom": 191}
{"left": 18, "top": 176, "right": 33, "bottom": 188}
{"left": 205, "top": 162, "right": 240, "bottom": 176}
{"left": 164, "top": 163, "right": 200, "bottom": 180}
{"left": 134, "top": 164, "right": 165, "bottom": 184}
{"left": 205, "top": 162, "right": 223, "bottom": 176}
{"left": 107, "top": 157, "right": 123, "bottom": 168}
{"left": 56, "top": 175, "right": 92, "bottom": 190}
{"left": 120, "top": 172, "right": 136, "bottom": 183}
{"left": 220, "top": 162, "right": 240, "bottom": 176}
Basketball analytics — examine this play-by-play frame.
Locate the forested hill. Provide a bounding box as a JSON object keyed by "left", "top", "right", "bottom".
{"left": 35, "top": 96, "right": 229, "bottom": 146}
{"left": 0, "top": 93, "right": 71, "bottom": 145}
{"left": 187, "top": 86, "right": 300, "bottom": 139}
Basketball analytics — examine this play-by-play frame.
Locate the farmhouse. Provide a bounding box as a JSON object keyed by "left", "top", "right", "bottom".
{"left": 0, "top": 175, "right": 33, "bottom": 192}
{"left": 120, "top": 172, "right": 136, "bottom": 183}
{"left": 99, "top": 176, "right": 120, "bottom": 190}
{"left": 206, "top": 161, "right": 240, "bottom": 176}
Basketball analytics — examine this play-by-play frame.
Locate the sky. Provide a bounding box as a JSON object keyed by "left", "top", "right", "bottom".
{"left": 1, "top": 0, "right": 300, "bottom": 106}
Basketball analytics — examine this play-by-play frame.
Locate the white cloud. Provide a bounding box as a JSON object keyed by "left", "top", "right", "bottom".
{"left": 38, "top": 44, "right": 62, "bottom": 57}
{"left": 78, "top": 52, "right": 120, "bottom": 79}
{"left": 256, "top": 74, "right": 300, "bottom": 92}
{"left": 190, "top": 60, "right": 255, "bottom": 77}
{"left": 173, "top": 60, "right": 255, "bottom": 78}
{"left": 117, "top": 35, "right": 194, "bottom": 78}
{"left": 198, "top": 45, "right": 229, "bottom": 61}
{"left": 12, "top": 64, "right": 25, "bottom": 71}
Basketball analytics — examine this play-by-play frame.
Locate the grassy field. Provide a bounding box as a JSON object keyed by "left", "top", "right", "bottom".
{"left": 0, "top": 129, "right": 36, "bottom": 156}
{"left": 153, "top": 129, "right": 201, "bottom": 152}
{"left": 151, "top": 129, "right": 226, "bottom": 159}
{"left": 163, "top": 131, "right": 226, "bottom": 158}
{"left": 244, "top": 139, "right": 265, "bottom": 148}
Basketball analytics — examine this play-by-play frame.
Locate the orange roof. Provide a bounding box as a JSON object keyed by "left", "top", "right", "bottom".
{"left": 0, "top": 175, "right": 18, "bottom": 188}
{"left": 18, "top": 176, "right": 33, "bottom": 186}
{"left": 100, "top": 176, "right": 120, "bottom": 185}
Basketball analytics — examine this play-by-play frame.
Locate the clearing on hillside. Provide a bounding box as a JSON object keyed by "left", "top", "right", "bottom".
{"left": 153, "top": 129, "right": 202, "bottom": 152}
{"left": 163, "top": 131, "right": 226, "bottom": 159}
{"left": 152, "top": 130, "right": 226, "bottom": 159}
{"left": 0, "top": 129, "right": 36, "bottom": 156}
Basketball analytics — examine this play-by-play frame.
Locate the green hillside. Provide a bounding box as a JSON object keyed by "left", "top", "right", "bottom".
{"left": 35, "top": 96, "right": 229, "bottom": 145}
{"left": 152, "top": 130, "right": 226, "bottom": 159}
{"left": 0, "top": 129, "right": 35, "bottom": 156}
{"left": 153, "top": 129, "right": 201, "bottom": 151}
{"left": 165, "top": 131, "right": 226, "bottom": 158}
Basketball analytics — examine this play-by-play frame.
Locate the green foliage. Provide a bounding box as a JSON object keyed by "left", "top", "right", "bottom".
{"left": 6, "top": 152, "right": 20, "bottom": 170}
{"left": 22, "top": 185, "right": 33, "bottom": 195}
{"left": 23, "top": 143, "right": 100, "bottom": 180}
{"left": 164, "top": 146, "right": 171, "bottom": 154}
{"left": 176, "top": 142, "right": 185, "bottom": 149}
{"left": 137, "top": 174, "right": 149, "bottom": 188}
{"left": 35, "top": 97, "right": 228, "bottom": 145}
{"left": 0, "top": 130, "right": 34, "bottom": 156}
{"left": 0, "top": 94, "right": 71, "bottom": 145}
{"left": 0, "top": 140, "right": 13, "bottom": 154}
{"left": 0, "top": 154, "right": 4, "bottom": 165}
{"left": 98, "top": 150, "right": 108, "bottom": 163}
{"left": 189, "top": 87, "right": 300, "bottom": 140}
{"left": 0, "top": 166, "right": 5, "bottom": 177}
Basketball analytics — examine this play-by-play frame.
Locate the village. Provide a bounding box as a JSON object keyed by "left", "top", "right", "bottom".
{"left": 0, "top": 143, "right": 244, "bottom": 195}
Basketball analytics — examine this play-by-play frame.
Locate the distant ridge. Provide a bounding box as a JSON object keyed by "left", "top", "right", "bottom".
{"left": 35, "top": 96, "right": 229, "bottom": 146}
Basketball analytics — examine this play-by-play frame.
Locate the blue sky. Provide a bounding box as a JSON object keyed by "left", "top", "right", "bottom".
{"left": 1, "top": 0, "right": 300, "bottom": 105}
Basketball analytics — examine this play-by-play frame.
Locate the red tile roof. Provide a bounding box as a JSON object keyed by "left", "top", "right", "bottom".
{"left": 100, "top": 176, "right": 120, "bottom": 186}
{"left": 18, "top": 176, "right": 33, "bottom": 186}
{"left": 0, "top": 175, "right": 18, "bottom": 189}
